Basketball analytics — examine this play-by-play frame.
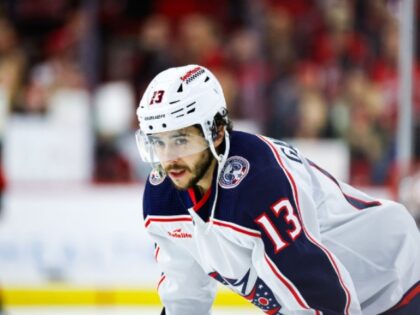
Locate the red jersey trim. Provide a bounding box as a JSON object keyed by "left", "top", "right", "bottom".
{"left": 187, "top": 187, "right": 212, "bottom": 212}
{"left": 187, "top": 188, "right": 197, "bottom": 205}
{"left": 154, "top": 246, "right": 160, "bottom": 261}
{"left": 211, "top": 218, "right": 261, "bottom": 238}
{"left": 157, "top": 275, "right": 166, "bottom": 290}
{"left": 384, "top": 281, "right": 420, "bottom": 312}
{"left": 397, "top": 282, "right": 420, "bottom": 307}
{"left": 145, "top": 215, "right": 193, "bottom": 228}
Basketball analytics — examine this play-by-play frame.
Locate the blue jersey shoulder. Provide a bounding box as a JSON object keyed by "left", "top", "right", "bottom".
{"left": 218, "top": 131, "right": 294, "bottom": 226}
{"left": 143, "top": 174, "right": 187, "bottom": 219}
{"left": 228, "top": 131, "right": 278, "bottom": 172}
{"left": 142, "top": 131, "right": 296, "bottom": 226}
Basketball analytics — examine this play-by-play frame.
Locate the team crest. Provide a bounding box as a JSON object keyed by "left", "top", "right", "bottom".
{"left": 219, "top": 156, "right": 250, "bottom": 189}
{"left": 149, "top": 168, "right": 166, "bottom": 185}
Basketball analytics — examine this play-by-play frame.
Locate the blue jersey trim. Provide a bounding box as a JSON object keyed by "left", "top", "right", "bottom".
{"left": 256, "top": 135, "right": 351, "bottom": 314}
{"left": 307, "top": 159, "right": 381, "bottom": 210}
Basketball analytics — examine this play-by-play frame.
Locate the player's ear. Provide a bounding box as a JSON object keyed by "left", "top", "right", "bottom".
{"left": 213, "top": 126, "right": 225, "bottom": 148}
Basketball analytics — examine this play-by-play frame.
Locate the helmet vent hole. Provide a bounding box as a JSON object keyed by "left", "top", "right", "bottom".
{"left": 177, "top": 84, "right": 183, "bottom": 93}
{"left": 162, "top": 123, "right": 167, "bottom": 128}
{"left": 204, "top": 76, "right": 210, "bottom": 82}
{"left": 187, "top": 108, "right": 195, "bottom": 114}
{"left": 148, "top": 125, "right": 153, "bottom": 130}
{"left": 186, "top": 101, "right": 196, "bottom": 108}
{"left": 169, "top": 100, "right": 180, "bottom": 104}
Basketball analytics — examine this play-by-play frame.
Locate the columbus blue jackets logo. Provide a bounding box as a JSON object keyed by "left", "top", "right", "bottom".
{"left": 219, "top": 156, "right": 250, "bottom": 189}
{"left": 209, "top": 271, "right": 282, "bottom": 314}
{"left": 244, "top": 278, "right": 282, "bottom": 314}
{"left": 149, "top": 168, "right": 166, "bottom": 185}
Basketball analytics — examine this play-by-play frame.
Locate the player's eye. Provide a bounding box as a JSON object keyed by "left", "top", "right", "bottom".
{"left": 150, "top": 138, "right": 165, "bottom": 148}
{"left": 174, "top": 137, "right": 188, "bottom": 146}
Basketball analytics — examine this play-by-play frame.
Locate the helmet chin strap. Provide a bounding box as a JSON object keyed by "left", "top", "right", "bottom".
{"left": 205, "top": 129, "right": 230, "bottom": 233}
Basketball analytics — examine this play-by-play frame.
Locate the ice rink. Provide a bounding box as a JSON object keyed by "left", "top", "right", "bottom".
{"left": 6, "top": 307, "right": 261, "bottom": 315}
{"left": 0, "top": 185, "right": 264, "bottom": 315}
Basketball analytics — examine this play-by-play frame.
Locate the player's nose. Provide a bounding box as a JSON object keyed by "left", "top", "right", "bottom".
{"left": 157, "top": 145, "right": 179, "bottom": 163}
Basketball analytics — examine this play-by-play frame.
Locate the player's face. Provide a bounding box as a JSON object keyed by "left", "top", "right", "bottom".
{"left": 162, "top": 147, "right": 214, "bottom": 190}
{"left": 153, "top": 126, "right": 215, "bottom": 190}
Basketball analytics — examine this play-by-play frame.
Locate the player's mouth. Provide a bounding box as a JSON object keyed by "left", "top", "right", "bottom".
{"left": 168, "top": 169, "right": 187, "bottom": 179}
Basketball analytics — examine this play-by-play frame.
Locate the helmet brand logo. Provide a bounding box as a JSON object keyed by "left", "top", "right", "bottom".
{"left": 144, "top": 114, "right": 165, "bottom": 121}
{"left": 180, "top": 66, "right": 205, "bottom": 83}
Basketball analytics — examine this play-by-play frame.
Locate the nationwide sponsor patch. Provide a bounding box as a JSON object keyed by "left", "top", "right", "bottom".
{"left": 149, "top": 168, "right": 166, "bottom": 185}
{"left": 219, "top": 156, "right": 250, "bottom": 189}
{"left": 168, "top": 228, "right": 192, "bottom": 239}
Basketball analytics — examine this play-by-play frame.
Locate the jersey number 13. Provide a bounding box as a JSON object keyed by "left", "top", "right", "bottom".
{"left": 255, "top": 198, "right": 302, "bottom": 253}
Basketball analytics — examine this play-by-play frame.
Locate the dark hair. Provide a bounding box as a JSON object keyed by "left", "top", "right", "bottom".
{"left": 210, "top": 109, "right": 232, "bottom": 140}
{"left": 194, "top": 109, "right": 233, "bottom": 139}
{"left": 214, "top": 109, "right": 233, "bottom": 133}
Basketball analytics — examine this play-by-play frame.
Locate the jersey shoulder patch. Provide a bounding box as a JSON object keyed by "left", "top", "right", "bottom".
{"left": 149, "top": 168, "right": 166, "bottom": 186}
{"left": 219, "top": 156, "right": 250, "bottom": 189}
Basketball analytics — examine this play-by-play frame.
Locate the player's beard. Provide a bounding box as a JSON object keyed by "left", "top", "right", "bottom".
{"left": 164, "top": 149, "right": 214, "bottom": 190}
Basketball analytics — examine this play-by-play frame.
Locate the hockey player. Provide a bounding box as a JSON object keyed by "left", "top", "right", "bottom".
{"left": 136, "top": 65, "right": 420, "bottom": 315}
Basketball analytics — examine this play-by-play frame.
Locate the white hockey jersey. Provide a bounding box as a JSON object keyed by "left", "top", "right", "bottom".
{"left": 143, "top": 131, "right": 420, "bottom": 315}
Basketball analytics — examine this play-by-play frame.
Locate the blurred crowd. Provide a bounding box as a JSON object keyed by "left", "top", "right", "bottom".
{"left": 0, "top": 0, "right": 419, "bottom": 187}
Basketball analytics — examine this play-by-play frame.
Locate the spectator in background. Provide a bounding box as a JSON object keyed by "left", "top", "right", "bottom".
{"left": 0, "top": 17, "right": 21, "bottom": 219}
{"left": 211, "top": 67, "right": 238, "bottom": 121}
{"left": 296, "top": 90, "right": 329, "bottom": 138}
{"left": 369, "top": 17, "right": 400, "bottom": 129}
{"left": 0, "top": 144, "right": 5, "bottom": 216}
{"left": 343, "top": 69, "right": 388, "bottom": 185}
{"left": 227, "top": 28, "right": 267, "bottom": 131}
{"left": 175, "top": 14, "right": 225, "bottom": 69}
{"left": 264, "top": 8, "right": 300, "bottom": 139}
{"left": 93, "top": 14, "right": 175, "bottom": 183}
{"left": 0, "top": 0, "right": 418, "bottom": 188}
{"left": 264, "top": 8, "right": 296, "bottom": 73}
{"left": 0, "top": 17, "right": 27, "bottom": 113}
{"left": 313, "top": 0, "right": 369, "bottom": 101}
{"left": 134, "top": 14, "right": 173, "bottom": 96}
{"left": 368, "top": 14, "right": 420, "bottom": 185}
{"left": 24, "top": 9, "right": 87, "bottom": 114}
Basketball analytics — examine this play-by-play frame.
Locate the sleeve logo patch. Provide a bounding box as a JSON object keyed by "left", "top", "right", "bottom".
{"left": 149, "top": 169, "right": 166, "bottom": 185}
{"left": 219, "top": 156, "right": 250, "bottom": 189}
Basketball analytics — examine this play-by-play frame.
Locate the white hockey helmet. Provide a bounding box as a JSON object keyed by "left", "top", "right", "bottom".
{"left": 136, "top": 65, "right": 228, "bottom": 164}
